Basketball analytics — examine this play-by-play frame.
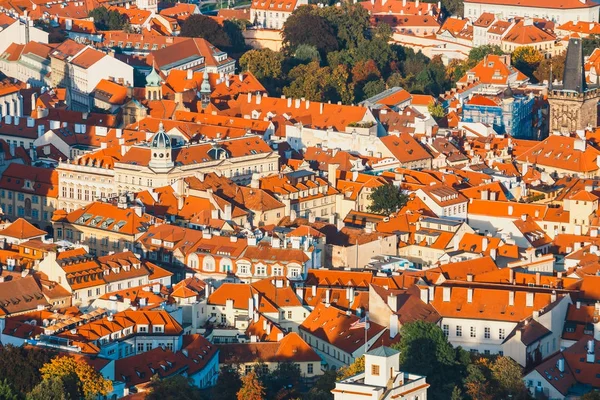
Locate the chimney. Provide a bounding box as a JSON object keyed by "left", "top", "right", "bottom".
{"left": 467, "top": 288, "right": 473, "bottom": 303}
{"left": 508, "top": 205, "right": 514, "bottom": 215}
{"left": 387, "top": 294, "right": 398, "bottom": 311}
{"left": 419, "top": 287, "right": 429, "bottom": 303}
{"left": 526, "top": 292, "right": 534, "bottom": 307}
{"left": 325, "top": 289, "right": 330, "bottom": 305}
{"left": 535, "top": 272, "right": 541, "bottom": 286}
{"left": 577, "top": 301, "right": 581, "bottom": 309}
{"left": 311, "top": 285, "right": 317, "bottom": 297}
{"left": 389, "top": 314, "right": 399, "bottom": 338}
{"left": 294, "top": 98, "right": 301, "bottom": 108}
{"left": 509, "top": 291, "right": 515, "bottom": 306}
{"left": 187, "top": 69, "right": 193, "bottom": 80}
{"left": 443, "top": 287, "right": 451, "bottom": 302}
{"left": 551, "top": 290, "right": 557, "bottom": 303}
{"left": 587, "top": 339, "right": 595, "bottom": 363}
{"left": 480, "top": 189, "right": 489, "bottom": 200}
{"left": 557, "top": 358, "right": 565, "bottom": 372}
{"left": 466, "top": 273, "right": 474, "bottom": 282}
{"left": 482, "top": 237, "right": 488, "bottom": 252}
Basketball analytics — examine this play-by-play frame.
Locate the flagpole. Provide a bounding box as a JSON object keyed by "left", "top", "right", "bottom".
{"left": 364, "top": 312, "right": 368, "bottom": 353}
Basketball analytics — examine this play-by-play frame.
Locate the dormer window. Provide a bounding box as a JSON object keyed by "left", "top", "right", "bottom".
{"left": 153, "top": 325, "right": 164, "bottom": 333}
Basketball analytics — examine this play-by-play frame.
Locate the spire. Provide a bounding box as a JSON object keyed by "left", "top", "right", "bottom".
{"left": 563, "top": 38, "right": 586, "bottom": 93}
{"left": 548, "top": 63, "right": 553, "bottom": 91}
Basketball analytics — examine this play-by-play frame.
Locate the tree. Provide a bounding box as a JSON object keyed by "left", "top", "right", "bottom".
{"left": 0, "top": 345, "right": 56, "bottom": 394}
{"left": 351, "top": 60, "right": 381, "bottom": 84}
{"left": 240, "top": 49, "right": 284, "bottom": 80}
{"left": 237, "top": 371, "right": 265, "bottom": 400}
{"left": 317, "top": 3, "right": 370, "bottom": 50}
{"left": 392, "top": 321, "right": 469, "bottom": 400}
{"left": 362, "top": 79, "right": 386, "bottom": 100}
{"left": 211, "top": 366, "right": 242, "bottom": 400}
{"left": 146, "top": 375, "right": 203, "bottom": 400}
{"left": 368, "top": 184, "right": 409, "bottom": 215}
{"left": 467, "top": 45, "right": 504, "bottom": 66}
{"left": 491, "top": 357, "right": 530, "bottom": 399}
{"left": 88, "top": 7, "right": 128, "bottom": 31}
{"left": 0, "top": 379, "right": 19, "bottom": 400}
{"left": 27, "top": 376, "right": 78, "bottom": 400}
{"left": 294, "top": 44, "right": 321, "bottom": 64}
{"left": 305, "top": 370, "right": 337, "bottom": 400}
{"left": 261, "top": 363, "right": 302, "bottom": 400}
{"left": 582, "top": 392, "right": 600, "bottom": 400}
{"left": 180, "top": 15, "right": 231, "bottom": 49}
{"left": 533, "top": 51, "right": 566, "bottom": 83}
{"left": 282, "top": 6, "right": 338, "bottom": 55}
{"left": 338, "top": 356, "right": 365, "bottom": 379}
{"left": 40, "top": 356, "right": 112, "bottom": 400}
{"left": 583, "top": 35, "right": 600, "bottom": 57}
{"left": 222, "top": 20, "right": 247, "bottom": 53}
{"left": 428, "top": 102, "right": 446, "bottom": 119}
{"left": 512, "top": 46, "right": 544, "bottom": 81}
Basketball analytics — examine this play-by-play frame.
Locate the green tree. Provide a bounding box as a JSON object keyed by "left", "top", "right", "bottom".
{"left": 294, "top": 44, "right": 321, "bottom": 64}
{"left": 27, "top": 375, "right": 79, "bottom": 400}
{"left": 222, "top": 20, "right": 247, "bottom": 53}
{"left": 237, "top": 371, "right": 265, "bottom": 400}
{"left": 392, "top": 321, "right": 469, "bottom": 400}
{"left": 240, "top": 49, "right": 284, "bottom": 80}
{"left": 467, "top": 45, "right": 504, "bottom": 66}
{"left": 282, "top": 6, "right": 338, "bottom": 55}
{"left": 304, "top": 370, "right": 337, "bottom": 400}
{"left": 512, "top": 46, "right": 544, "bottom": 81}
{"left": 368, "top": 184, "right": 409, "bottom": 215}
{"left": 88, "top": 7, "right": 128, "bottom": 30}
{"left": 317, "top": 3, "right": 370, "bottom": 50}
{"left": 146, "top": 375, "right": 203, "bottom": 400}
{"left": 362, "top": 79, "right": 386, "bottom": 100}
{"left": 0, "top": 379, "right": 19, "bottom": 400}
{"left": 211, "top": 366, "right": 242, "bottom": 400}
{"left": 0, "top": 345, "right": 56, "bottom": 394}
{"left": 180, "top": 15, "right": 231, "bottom": 49}
{"left": 583, "top": 35, "right": 600, "bottom": 57}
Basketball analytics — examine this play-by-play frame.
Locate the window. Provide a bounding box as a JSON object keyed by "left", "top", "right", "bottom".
{"left": 308, "top": 363, "right": 313, "bottom": 374}
{"left": 245, "top": 365, "right": 252, "bottom": 374}
{"left": 287, "top": 311, "right": 292, "bottom": 319}
{"left": 456, "top": 326, "right": 462, "bottom": 337}
{"left": 484, "top": 327, "right": 490, "bottom": 339}
{"left": 371, "top": 365, "right": 380, "bottom": 376}
{"left": 470, "top": 327, "right": 476, "bottom": 338}
{"left": 17, "top": 193, "right": 24, "bottom": 201}
{"left": 499, "top": 328, "right": 505, "bottom": 340}
{"left": 146, "top": 343, "right": 152, "bottom": 351}
{"left": 137, "top": 343, "right": 144, "bottom": 353}
{"left": 256, "top": 265, "right": 266, "bottom": 276}
{"left": 443, "top": 324, "right": 449, "bottom": 337}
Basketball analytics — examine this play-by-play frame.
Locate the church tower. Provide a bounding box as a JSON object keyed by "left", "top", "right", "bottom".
{"left": 548, "top": 38, "right": 600, "bottom": 133}
{"left": 199, "top": 70, "right": 211, "bottom": 109}
{"left": 145, "top": 67, "right": 163, "bottom": 101}
{"left": 148, "top": 122, "right": 174, "bottom": 170}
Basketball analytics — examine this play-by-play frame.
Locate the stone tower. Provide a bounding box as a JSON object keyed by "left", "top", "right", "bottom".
{"left": 548, "top": 38, "right": 600, "bottom": 133}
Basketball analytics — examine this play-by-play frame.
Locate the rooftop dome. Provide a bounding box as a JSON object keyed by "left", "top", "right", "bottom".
{"left": 151, "top": 122, "right": 171, "bottom": 149}
{"left": 146, "top": 67, "right": 162, "bottom": 87}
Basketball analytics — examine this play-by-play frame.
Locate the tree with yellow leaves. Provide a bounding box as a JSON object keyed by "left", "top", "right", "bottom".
{"left": 237, "top": 371, "right": 265, "bottom": 400}
{"left": 40, "top": 356, "right": 112, "bottom": 400}
{"left": 512, "top": 46, "right": 544, "bottom": 81}
{"left": 337, "top": 356, "right": 365, "bottom": 380}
